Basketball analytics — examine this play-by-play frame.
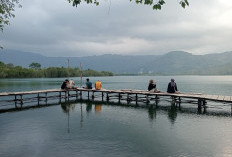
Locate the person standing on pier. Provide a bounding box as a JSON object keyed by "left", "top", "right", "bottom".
{"left": 85, "top": 78, "right": 92, "bottom": 89}
{"left": 95, "top": 80, "right": 102, "bottom": 90}
{"left": 148, "top": 79, "right": 160, "bottom": 93}
{"left": 167, "top": 78, "right": 180, "bottom": 93}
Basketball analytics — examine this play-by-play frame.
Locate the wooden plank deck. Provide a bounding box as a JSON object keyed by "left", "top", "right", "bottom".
{"left": 0, "top": 88, "right": 232, "bottom": 104}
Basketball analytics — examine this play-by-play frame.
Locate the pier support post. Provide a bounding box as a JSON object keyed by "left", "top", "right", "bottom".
{"left": 106, "top": 93, "right": 109, "bottom": 102}
{"left": 68, "top": 91, "right": 70, "bottom": 102}
{"left": 14, "top": 95, "right": 17, "bottom": 108}
{"left": 231, "top": 104, "right": 232, "bottom": 116}
{"left": 155, "top": 95, "right": 158, "bottom": 99}
{"left": 198, "top": 99, "right": 202, "bottom": 112}
{"left": 102, "top": 92, "right": 104, "bottom": 101}
{"left": 65, "top": 91, "right": 67, "bottom": 102}
{"left": 59, "top": 91, "right": 62, "bottom": 103}
{"left": 203, "top": 99, "right": 207, "bottom": 113}
{"left": 171, "top": 96, "right": 176, "bottom": 103}
{"left": 80, "top": 91, "right": 82, "bottom": 100}
{"left": 127, "top": 94, "right": 129, "bottom": 103}
{"left": 45, "top": 92, "right": 48, "bottom": 104}
{"left": 155, "top": 99, "right": 159, "bottom": 106}
{"left": 37, "top": 93, "right": 40, "bottom": 106}
{"left": 118, "top": 93, "right": 121, "bottom": 103}
{"left": 92, "top": 92, "right": 94, "bottom": 100}
{"left": 135, "top": 94, "right": 138, "bottom": 105}
{"left": 20, "top": 95, "right": 23, "bottom": 108}
{"left": 76, "top": 90, "right": 78, "bottom": 100}
{"left": 146, "top": 95, "right": 149, "bottom": 104}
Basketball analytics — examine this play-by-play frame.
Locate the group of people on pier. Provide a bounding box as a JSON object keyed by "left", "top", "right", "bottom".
{"left": 61, "top": 78, "right": 178, "bottom": 93}
{"left": 85, "top": 78, "right": 102, "bottom": 90}
{"left": 61, "top": 78, "right": 102, "bottom": 90}
{"left": 61, "top": 79, "right": 78, "bottom": 90}
{"left": 148, "top": 78, "right": 180, "bottom": 94}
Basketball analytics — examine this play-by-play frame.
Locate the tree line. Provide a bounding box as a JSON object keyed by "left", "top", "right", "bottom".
{"left": 0, "top": 62, "right": 113, "bottom": 78}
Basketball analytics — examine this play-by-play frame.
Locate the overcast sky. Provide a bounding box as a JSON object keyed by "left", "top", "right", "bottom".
{"left": 1, "top": 0, "right": 232, "bottom": 57}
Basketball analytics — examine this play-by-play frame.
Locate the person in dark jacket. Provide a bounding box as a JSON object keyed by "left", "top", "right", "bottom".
{"left": 148, "top": 79, "right": 160, "bottom": 93}
{"left": 61, "top": 79, "right": 69, "bottom": 90}
{"left": 167, "top": 78, "right": 180, "bottom": 93}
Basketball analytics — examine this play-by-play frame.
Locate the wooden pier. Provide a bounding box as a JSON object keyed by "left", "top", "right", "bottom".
{"left": 0, "top": 88, "right": 232, "bottom": 113}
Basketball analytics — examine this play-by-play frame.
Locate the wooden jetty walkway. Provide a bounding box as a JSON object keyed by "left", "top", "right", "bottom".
{"left": 0, "top": 88, "right": 232, "bottom": 113}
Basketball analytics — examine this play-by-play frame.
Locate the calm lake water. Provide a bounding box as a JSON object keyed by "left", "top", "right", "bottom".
{"left": 0, "top": 76, "right": 232, "bottom": 157}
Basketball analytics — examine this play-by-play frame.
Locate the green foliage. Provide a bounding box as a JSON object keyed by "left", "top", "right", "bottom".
{"left": 29, "top": 62, "right": 41, "bottom": 69}
{"left": 0, "top": 0, "right": 21, "bottom": 48}
{"left": 0, "top": 62, "right": 114, "bottom": 78}
{"left": 68, "top": 0, "right": 99, "bottom": 6}
{"left": 68, "top": 0, "right": 189, "bottom": 10}
{"left": 0, "top": 0, "right": 21, "bottom": 32}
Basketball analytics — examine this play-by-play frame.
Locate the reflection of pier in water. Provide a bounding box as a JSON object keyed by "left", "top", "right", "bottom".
{"left": 60, "top": 101, "right": 103, "bottom": 133}
{"left": 0, "top": 88, "right": 232, "bottom": 116}
{"left": 58, "top": 100, "right": 232, "bottom": 133}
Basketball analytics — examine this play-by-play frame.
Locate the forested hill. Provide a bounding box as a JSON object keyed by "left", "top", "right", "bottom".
{"left": 1, "top": 49, "right": 232, "bottom": 75}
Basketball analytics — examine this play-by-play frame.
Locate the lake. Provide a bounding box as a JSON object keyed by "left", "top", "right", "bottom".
{"left": 0, "top": 76, "right": 232, "bottom": 157}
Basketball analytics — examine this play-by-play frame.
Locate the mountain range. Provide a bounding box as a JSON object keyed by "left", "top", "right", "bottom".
{"left": 1, "top": 49, "right": 232, "bottom": 75}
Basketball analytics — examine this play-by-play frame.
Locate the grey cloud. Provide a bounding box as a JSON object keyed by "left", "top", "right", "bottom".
{"left": 1, "top": 0, "right": 232, "bottom": 56}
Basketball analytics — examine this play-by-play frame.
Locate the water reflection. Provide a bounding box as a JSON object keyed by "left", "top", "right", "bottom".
{"left": 86, "top": 102, "right": 92, "bottom": 113}
{"left": 61, "top": 103, "right": 76, "bottom": 133}
{"left": 95, "top": 104, "right": 102, "bottom": 113}
{"left": 80, "top": 104, "right": 83, "bottom": 128}
{"left": 57, "top": 99, "right": 232, "bottom": 134}
{"left": 168, "top": 101, "right": 178, "bottom": 124}
{"left": 61, "top": 103, "right": 75, "bottom": 113}
{"left": 148, "top": 105, "right": 157, "bottom": 120}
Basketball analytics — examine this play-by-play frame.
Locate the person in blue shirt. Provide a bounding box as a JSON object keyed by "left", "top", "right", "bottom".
{"left": 85, "top": 78, "right": 92, "bottom": 89}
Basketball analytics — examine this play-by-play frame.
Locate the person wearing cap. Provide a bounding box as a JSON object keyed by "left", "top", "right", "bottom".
{"left": 148, "top": 79, "right": 160, "bottom": 93}
{"left": 167, "top": 78, "right": 180, "bottom": 93}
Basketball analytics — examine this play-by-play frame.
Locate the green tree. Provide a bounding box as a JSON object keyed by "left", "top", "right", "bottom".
{"left": 0, "top": 0, "right": 21, "bottom": 31}
{"left": 6, "top": 63, "right": 14, "bottom": 68}
{"left": 68, "top": 0, "right": 189, "bottom": 10}
{"left": 29, "top": 62, "right": 41, "bottom": 69}
{"left": 0, "top": 0, "right": 21, "bottom": 49}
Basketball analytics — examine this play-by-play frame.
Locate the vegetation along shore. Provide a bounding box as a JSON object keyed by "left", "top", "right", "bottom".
{"left": 0, "top": 62, "right": 113, "bottom": 78}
